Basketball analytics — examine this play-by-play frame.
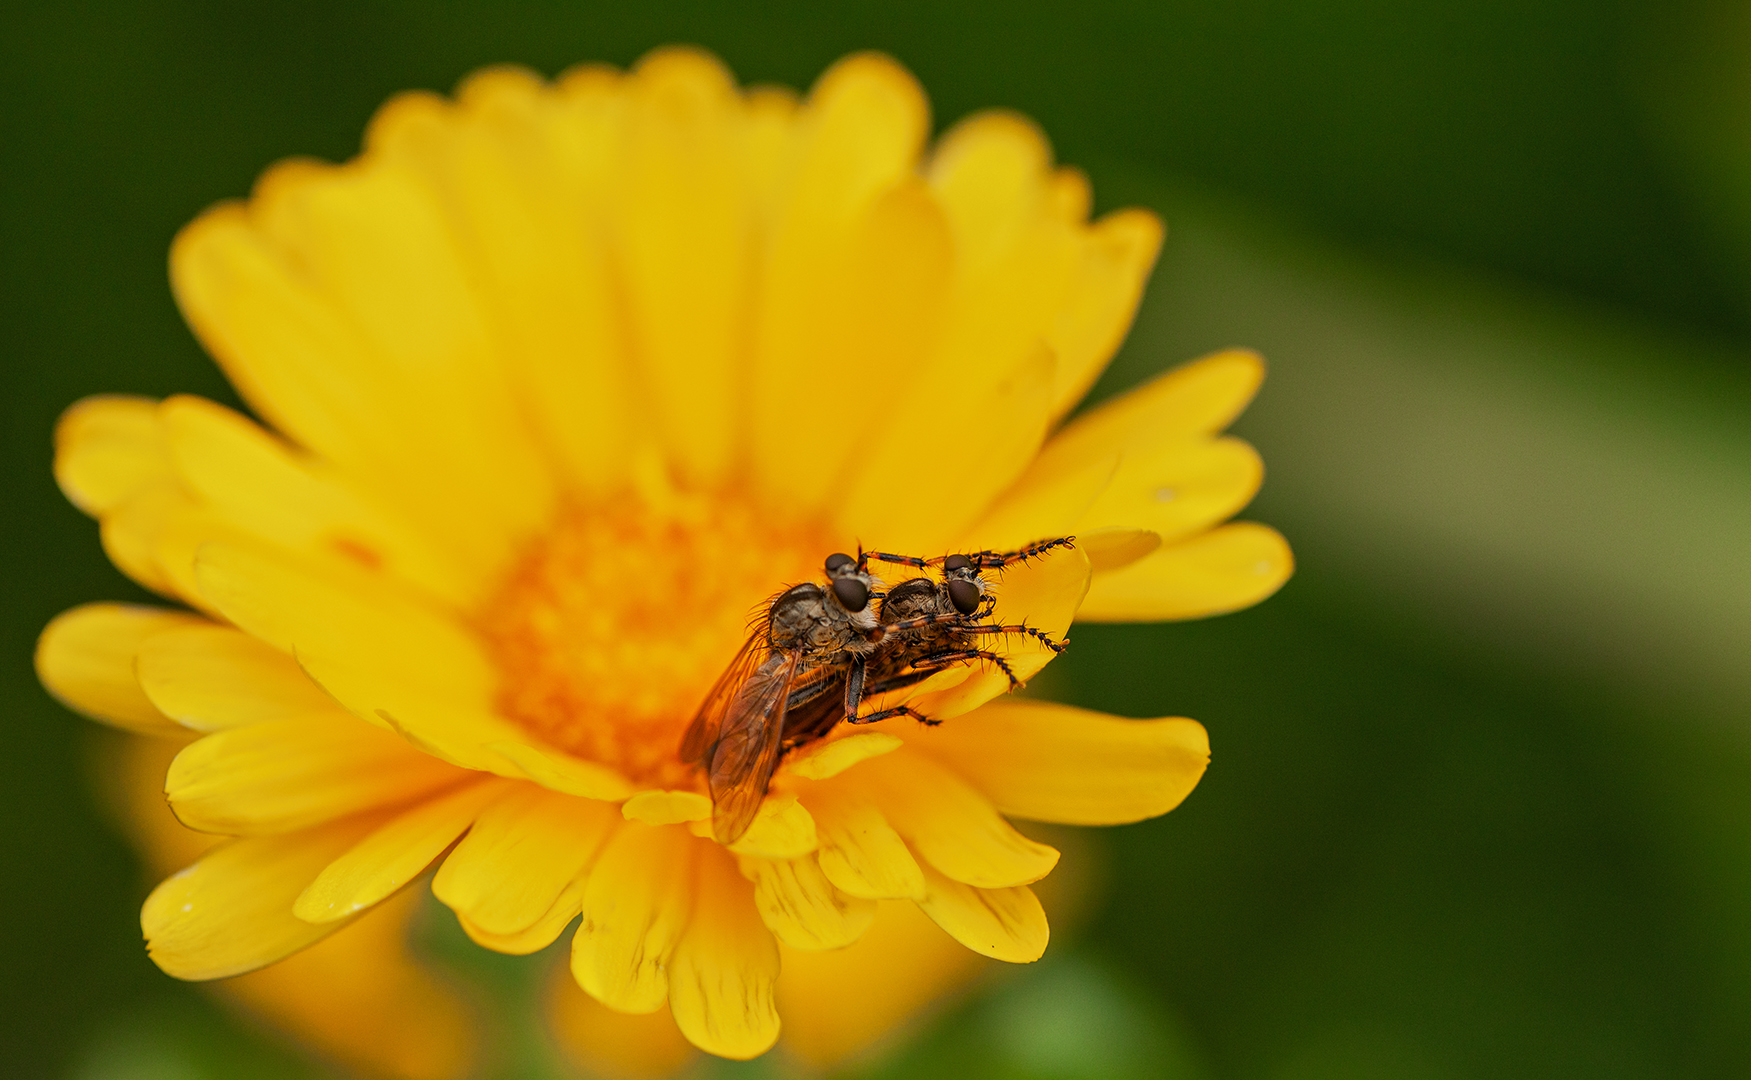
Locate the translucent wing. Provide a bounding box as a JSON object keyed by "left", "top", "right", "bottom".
{"left": 707, "top": 650, "right": 800, "bottom": 844}
{"left": 679, "top": 632, "right": 767, "bottom": 765}
{"left": 778, "top": 666, "right": 847, "bottom": 748}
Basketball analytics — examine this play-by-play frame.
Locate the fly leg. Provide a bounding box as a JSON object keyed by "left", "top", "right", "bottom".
{"left": 874, "top": 611, "right": 969, "bottom": 637}
{"left": 858, "top": 549, "right": 932, "bottom": 571}
{"left": 963, "top": 536, "right": 1076, "bottom": 570}
{"left": 844, "top": 647, "right": 1019, "bottom": 728}
{"left": 899, "top": 647, "right": 1022, "bottom": 689}
{"left": 841, "top": 654, "right": 867, "bottom": 719}
{"left": 958, "top": 622, "right": 1068, "bottom": 653}
{"left": 843, "top": 665, "right": 942, "bottom": 726}
{"left": 862, "top": 538, "right": 1074, "bottom": 574}
{"left": 848, "top": 704, "right": 938, "bottom": 726}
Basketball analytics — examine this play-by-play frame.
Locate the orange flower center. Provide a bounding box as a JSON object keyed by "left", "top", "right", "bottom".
{"left": 479, "top": 493, "right": 835, "bottom": 786}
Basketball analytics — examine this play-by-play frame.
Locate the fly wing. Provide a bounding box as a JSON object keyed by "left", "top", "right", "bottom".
{"left": 708, "top": 650, "right": 800, "bottom": 844}
{"left": 778, "top": 666, "right": 846, "bottom": 747}
{"left": 679, "top": 632, "right": 766, "bottom": 765}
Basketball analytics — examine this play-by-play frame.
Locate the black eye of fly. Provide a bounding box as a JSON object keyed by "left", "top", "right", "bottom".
{"left": 831, "top": 576, "right": 870, "bottom": 612}
{"left": 943, "top": 554, "right": 973, "bottom": 573}
{"left": 947, "top": 578, "right": 981, "bottom": 615}
{"left": 824, "top": 552, "right": 856, "bottom": 574}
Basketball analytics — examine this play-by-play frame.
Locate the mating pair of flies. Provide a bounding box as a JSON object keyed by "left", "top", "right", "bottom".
{"left": 680, "top": 538, "right": 1074, "bottom": 842}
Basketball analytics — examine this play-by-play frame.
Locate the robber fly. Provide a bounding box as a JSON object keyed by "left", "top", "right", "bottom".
{"left": 680, "top": 552, "right": 882, "bottom": 843}
{"left": 861, "top": 540, "right": 1072, "bottom": 717}
{"left": 782, "top": 537, "right": 1075, "bottom": 744}
{"left": 683, "top": 539, "right": 1075, "bottom": 843}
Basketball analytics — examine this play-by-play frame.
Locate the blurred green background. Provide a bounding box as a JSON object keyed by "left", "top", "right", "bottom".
{"left": 5, "top": 1, "right": 1751, "bottom": 1078}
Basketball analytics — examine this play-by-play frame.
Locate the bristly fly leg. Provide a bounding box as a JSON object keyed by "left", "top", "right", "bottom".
{"left": 858, "top": 537, "right": 1075, "bottom": 577}
{"left": 893, "top": 646, "right": 1021, "bottom": 689}
{"left": 875, "top": 611, "right": 1066, "bottom": 653}
{"left": 840, "top": 645, "right": 1021, "bottom": 728}
{"left": 962, "top": 536, "right": 1076, "bottom": 570}
{"left": 856, "top": 549, "right": 930, "bottom": 571}
{"left": 958, "top": 622, "right": 1068, "bottom": 653}
{"left": 849, "top": 704, "right": 938, "bottom": 726}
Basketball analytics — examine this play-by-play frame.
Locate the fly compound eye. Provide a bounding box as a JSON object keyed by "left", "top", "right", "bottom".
{"left": 824, "top": 552, "right": 856, "bottom": 575}
{"left": 947, "top": 578, "right": 982, "bottom": 615}
{"left": 831, "top": 576, "right": 870, "bottom": 613}
{"left": 943, "top": 554, "right": 973, "bottom": 573}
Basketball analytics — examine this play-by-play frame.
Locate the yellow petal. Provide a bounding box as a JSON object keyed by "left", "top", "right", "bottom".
{"left": 433, "top": 786, "right": 617, "bottom": 936}
{"left": 191, "top": 539, "right": 493, "bottom": 700}
{"left": 36, "top": 603, "right": 201, "bottom": 735}
{"left": 1077, "top": 436, "right": 1264, "bottom": 547}
{"left": 833, "top": 105, "right": 1103, "bottom": 548}
{"left": 838, "top": 344, "right": 1056, "bottom": 552}
{"left": 611, "top": 47, "right": 753, "bottom": 488}
{"left": 170, "top": 192, "right": 551, "bottom": 589}
{"left": 171, "top": 202, "right": 393, "bottom": 483}
{"left": 1047, "top": 166, "right": 1092, "bottom": 223}
{"left": 190, "top": 541, "right": 536, "bottom": 776}
{"left": 682, "top": 793, "right": 817, "bottom": 857}
{"left": 108, "top": 735, "right": 478, "bottom": 1076}
{"left": 751, "top": 54, "right": 939, "bottom": 509}
{"left": 188, "top": 535, "right": 619, "bottom": 794}
{"left": 487, "top": 740, "right": 636, "bottom": 801}
{"left": 159, "top": 395, "right": 470, "bottom": 606}
{"left": 53, "top": 395, "right": 172, "bottom": 516}
{"left": 222, "top": 886, "right": 478, "bottom": 1080}
{"left": 147, "top": 498, "right": 254, "bottom": 616}
{"left": 100, "top": 483, "right": 194, "bottom": 599}
{"left": 1079, "top": 521, "right": 1293, "bottom": 621}
{"left": 971, "top": 350, "right": 1268, "bottom": 565}
{"left": 137, "top": 622, "right": 339, "bottom": 731}
{"left": 927, "top": 110, "right": 1056, "bottom": 271}
{"left": 572, "top": 822, "right": 697, "bottom": 1013}
{"left": 294, "top": 779, "right": 510, "bottom": 923}
{"left": 913, "top": 861, "right": 1048, "bottom": 963}
{"left": 833, "top": 111, "right": 1082, "bottom": 546}
{"left": 902, "top": 700, "right": 1210, "bottom": 825}
{"left": 741, "top": 82, "right": 800, "bottom": 203}
{"left": 725, "top": 793, "right": 818, "bottom": 860}
{"left": 802, "top": 782, "right": 925, "bottom": 901}
{"left": 850, "top": 749, "right": 1058, "bottom": 889}
{"left": 776, "top": 899, "right": 987, "bottom": 1068}
{"left": 782, "top": 731, "right": 902, "bottom": 781}
{"left": 667, "top": 846, "right": 781, "bottom": 1060}
{"left": 1047, "top": 208, "right": 1165, "bottom": 418}
{"left": 739, "top": 854, "right": 876, "bottom": 951}
{"left": 142, "top": 815, "right": 380, "bottom": 980}
{"left": 166, "top": 712, "right": 464, "bottom": 834}
{"left": 546, "top": 969, "right": 697, "bottom": 1080}
{"left": 1046, "top": 348, "right": 1265, "bottom": 467}
{"left": 622, "top": 789, "right": 712, "bottom": 826}
{"left": 304, "top": 655, "right": 529, "bottom": 778}
{"left": 1077, "top": 527, "right": 1164, "bottom": 572}
{"left": 250, "top": 155, "right": 558, "bottom": 544}
{"left": 459, "top": 873, "right": 589, "bottom": 956}
{"left": 371, "top": 71, "right": 638, "bottom": 500}
{"left": 962, "top": 449, "right": 1120, "bottom": 556}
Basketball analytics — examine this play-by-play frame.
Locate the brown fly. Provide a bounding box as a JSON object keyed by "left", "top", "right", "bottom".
{"left": 783, "top": 537, "right": 1074, "bottom": 742}
{"left": 682, "top": 539, "right": 1074, "bottom": 843}
{"left": 679, "top": 552, "right": 880, "bottom": 842}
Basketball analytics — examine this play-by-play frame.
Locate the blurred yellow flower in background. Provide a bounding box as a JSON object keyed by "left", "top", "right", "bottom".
{"left": 35, "top": 46, "right": 1289, "bottom": 1071}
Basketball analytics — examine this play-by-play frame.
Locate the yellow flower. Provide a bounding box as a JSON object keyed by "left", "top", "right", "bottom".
{"left": 94, "top": 734, "right": 477, "bottom": 1080}
{"left": 36, "top": 47, "right": 1290, "bottom": 1064}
